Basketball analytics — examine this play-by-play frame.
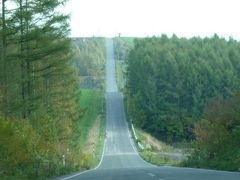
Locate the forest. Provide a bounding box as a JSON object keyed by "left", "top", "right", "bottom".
{"left": 1, "top": 0, "right": 240, "bottom": 176}
{"left": 0, "top": 1, "right": 105, "bottom": 179}
{"left": 125, "top": 35, "right": 240, "bottom": 170}
{"left": 113, "top": 37, "right": 134, "bottom": 91}
{"left": 72, "top": 37, "right": 106, "bottom": 90}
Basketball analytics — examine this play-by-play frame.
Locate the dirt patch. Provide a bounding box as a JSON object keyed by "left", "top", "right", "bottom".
{"left": 84, "top": 115, "right": 101, "bottom": 154}
{"left": 139, "top": 130, "right": 172, "bottom": 152}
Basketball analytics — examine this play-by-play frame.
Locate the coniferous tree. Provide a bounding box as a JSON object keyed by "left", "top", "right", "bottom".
{"left": 126, "top": 35, "right": 240, "bottom": 142}
{"left": 0, "top": 1, "right": 88, "bottom": 178}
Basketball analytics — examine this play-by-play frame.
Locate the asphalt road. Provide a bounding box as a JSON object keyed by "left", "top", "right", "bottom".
{"left": 55, "top": 38, "right": 240, "bottom": 180}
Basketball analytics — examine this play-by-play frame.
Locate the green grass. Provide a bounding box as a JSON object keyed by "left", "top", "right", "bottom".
{"left": 133, "top": 127, "right": 185, "bottom": 167}
{"left": 76, "top": 88, "right": 106, "bottom": 169}
{"left": 118, "top": 37, "right": 144, "bottom": 46}
{"left": 77, "top": 89, "right": 104, "bottom": 144}
{"left": 121, "top": 37, "right": 136, "bottom": 45}
{"left": 139, "top": 150, "right": 180, "bottom": 166}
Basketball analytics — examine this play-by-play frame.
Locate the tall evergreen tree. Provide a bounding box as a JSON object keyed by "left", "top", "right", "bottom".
{"left": 0, "top": 1, "right": 87, "bottom": 178}
{"left": 126, "top": 35, "right": 240, "bottom": 142}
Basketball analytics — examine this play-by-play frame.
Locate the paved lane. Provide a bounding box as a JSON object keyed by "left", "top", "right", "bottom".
{"left": 62, "top": 166, "right": 240, "bottom": 180}
{"left": 55, "top": 38, "right": 240, "bottom": 180}
{"left": 100, "top": 38, "right": 150, "bottom": 169}
{"left": 106, "top": 38, "right": 117, "bottom": 92}
{"left": 99, "top": 91, "right": 150, "bottom": 169}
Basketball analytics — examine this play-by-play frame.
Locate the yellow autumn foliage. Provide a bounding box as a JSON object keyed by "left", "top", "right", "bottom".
{"left": 0, "top": 117, "right": 36, "bottom": 169}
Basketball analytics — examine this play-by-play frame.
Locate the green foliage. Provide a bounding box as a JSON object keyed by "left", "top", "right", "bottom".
{"left": 113, "top": 37, "right": 134, "bottom": 91}
{"left": 0, "top": 1, "right": 97, "bottom": 179}
{"left": 184, "top": 94, "right": 240, "bottom": 171}
{"left": 126, "top": 35, "right": 240, "bottom": 142}
{"left": 115, "top": 60, "right": 127, "bottom": 91}
{"left": 0, "top": 115, "right": 75, "bottom": 179}
{"left": 71, "top": 89, "right": 105, "bottom": 169}
{"left": 0, "top": 89, "right": 104, "bottom": 179}
{"left": 74, "top": 89, "right": 104, "bottom": 144}
{"left": 72, "top": 37, "right": 106, "bottom": 90}
{"left": 113, "top": 37, "right": 135, "bottom": 61}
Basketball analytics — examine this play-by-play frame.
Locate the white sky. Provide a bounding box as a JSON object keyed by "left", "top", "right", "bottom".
{"left": 63, "top": 0, "right": 240, "bottom": 39}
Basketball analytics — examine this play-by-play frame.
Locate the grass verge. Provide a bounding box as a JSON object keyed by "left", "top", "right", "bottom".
{"left": 133, "top": 127, "right": 188, "bottom": 167}
{"left": 76, "top": 89, "right": 106, "bottom": 169}
{"left": 139, "top": 150, "right": 181, "bottom": 166}
{"left": 135, "top": 128, "right": 173, "bottom": 152}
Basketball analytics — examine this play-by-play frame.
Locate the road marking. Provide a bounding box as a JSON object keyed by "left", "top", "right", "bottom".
{"left": 147, "top": 172, "right": 156, "bottom": 177}
{"left": 96, "top": 138, "right": 106, "bottom": 168}
{"left": 104, "top": 152, "right": 137, "bottom": 156}
{"left": 60, "top": 138, "right": 106, "bottom": 180}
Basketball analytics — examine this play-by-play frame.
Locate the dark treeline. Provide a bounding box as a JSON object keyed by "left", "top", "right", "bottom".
{"left": 126, "top": 35, "right": 240, "bottom": 142}
{"left": 0, "top": 0, "right": 86, "bottom": 179}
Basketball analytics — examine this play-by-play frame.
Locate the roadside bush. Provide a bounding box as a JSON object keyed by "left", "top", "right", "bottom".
{"left": 184, "top": 94, "right": 240, "bottom": 171}
{"left": 0, "top": 114, "right": 86, "bottom": 179}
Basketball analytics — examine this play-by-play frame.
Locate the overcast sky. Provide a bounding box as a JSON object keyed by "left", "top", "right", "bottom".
{"left": 63, "top": 0, "right": 240, "bottom": 39}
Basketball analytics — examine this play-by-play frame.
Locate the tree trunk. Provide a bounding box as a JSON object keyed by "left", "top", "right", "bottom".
{"left": 25, "top": 0, "right": 31, "bottom": 117}
{"left": 2, "top": 0, "right": 8, "bottom": 116}
{"left": 20, "top": 0, "right": 26, "bottom": 119}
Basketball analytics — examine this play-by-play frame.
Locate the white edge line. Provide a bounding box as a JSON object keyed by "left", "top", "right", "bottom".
{"left": 122, "top": 96, "right": 240, "bottom": 174}
{"left": 131, "top": 124, "right": 138, "bottom": 140}
{"left": 61, "top": 39, "right": 148, "bottom": 180}
{"left": 128, "top": 119, "right": 157, "bottom": 167}
{"left": 60, "top": 135, "right": 106, "bottom": 180}
{"left": 121, "top": 93, "right": 158, "bottom": 168}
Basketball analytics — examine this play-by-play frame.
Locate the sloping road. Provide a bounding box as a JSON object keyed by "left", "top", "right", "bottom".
{"left": 55, "top": 38, "right": 240, "bottom": 180}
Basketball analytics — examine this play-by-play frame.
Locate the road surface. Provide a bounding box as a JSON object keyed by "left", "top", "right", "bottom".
{"left": 55, "top": 38, "right": 240, "bottom": 180}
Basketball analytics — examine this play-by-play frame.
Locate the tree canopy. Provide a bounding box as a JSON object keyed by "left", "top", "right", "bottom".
{"left": 126, "top": 35, "right": 240, "bottom": 142}
{"left": 0, "top": 1, "right": 88, "bottom": 178}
